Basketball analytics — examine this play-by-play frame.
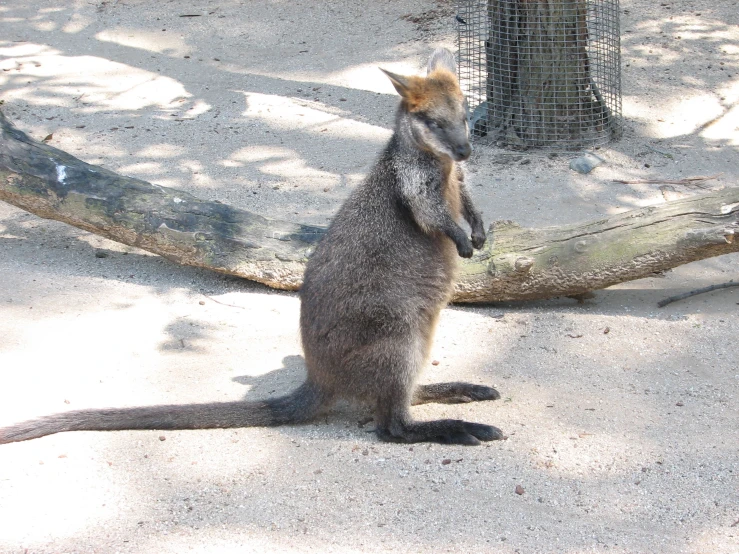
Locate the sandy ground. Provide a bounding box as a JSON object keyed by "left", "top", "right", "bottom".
{"left": 0, "top": 1, "right": 738, "bottom": 552}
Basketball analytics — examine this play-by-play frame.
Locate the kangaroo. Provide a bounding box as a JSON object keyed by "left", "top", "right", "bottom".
{"left": 0, "top": 48, "right": 503, "bottom": 446}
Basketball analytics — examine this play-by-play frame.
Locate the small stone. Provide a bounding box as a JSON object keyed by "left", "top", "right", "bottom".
{"left": 159, "top": 435, "right": 166, "bottom": 441}
{"left": 569, "top": 152, "right": 605, "bottom": 174}
{"left": 94, "top": 250, "right": 109, "bottom": 258}
{"left": 515, "top": 484, "right": 525, "bottom": 495}
{"left": 431, "top": 360, "right": 440, "bottom": 366}
{"left": 199, "top": 300, "right": 206, "bottom": 305}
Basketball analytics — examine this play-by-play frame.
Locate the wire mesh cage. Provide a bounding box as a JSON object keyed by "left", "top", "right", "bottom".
{"left": 457, "top": 0, "right": 622, "bottom": 151}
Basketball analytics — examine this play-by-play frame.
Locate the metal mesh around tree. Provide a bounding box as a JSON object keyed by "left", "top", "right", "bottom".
{"left": 457, "top": 0, "right": 622, "bottom": 151}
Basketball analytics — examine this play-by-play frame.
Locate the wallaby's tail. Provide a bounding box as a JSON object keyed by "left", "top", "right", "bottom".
{"left": 0, "top": 382, "right": 325, "bottom": 444}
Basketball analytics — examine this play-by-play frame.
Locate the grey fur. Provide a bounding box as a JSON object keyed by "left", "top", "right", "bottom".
{"left": 427, "top": 47, "right": 457, "bottom": 75}
{"left": 0, "top": 49, "right": 503, "bottom": 446}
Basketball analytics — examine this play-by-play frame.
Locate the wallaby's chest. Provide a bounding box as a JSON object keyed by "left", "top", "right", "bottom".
{"left": 441, "top": 160, "right": 462, "bottom": 221}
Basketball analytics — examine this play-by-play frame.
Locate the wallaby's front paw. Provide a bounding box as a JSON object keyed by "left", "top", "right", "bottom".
{"left": 471, "top": 230, "right": 486, "bottom": 250}
{"left": 456, "top": 238, "right": 474, "bottom": 258}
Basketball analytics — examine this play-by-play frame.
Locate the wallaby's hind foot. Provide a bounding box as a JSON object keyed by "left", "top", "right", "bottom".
{"left": 412, "top": 382, "right": 500, "bottom": 405}
{"left": 376, "top": 418, "right": 504, "bottom": 446}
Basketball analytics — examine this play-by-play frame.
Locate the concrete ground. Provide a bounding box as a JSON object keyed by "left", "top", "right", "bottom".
{"left": 0, "top": 0, "right": 737, "bottom": 552}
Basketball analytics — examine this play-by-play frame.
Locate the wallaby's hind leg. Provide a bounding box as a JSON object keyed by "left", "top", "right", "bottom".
{"left": 375, "top": 396, "right": 504, "bottom": 446}
{"left": 412, "top": 382, "right": 500, "bottom": 405}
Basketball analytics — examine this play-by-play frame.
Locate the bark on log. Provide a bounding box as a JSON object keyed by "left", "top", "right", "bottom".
{"left": 1, "top": 110, "right": 738, "bottom": 303}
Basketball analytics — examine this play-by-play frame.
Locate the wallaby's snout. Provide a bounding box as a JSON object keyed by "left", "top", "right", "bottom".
{"left": 435, "top": 117, "right": 471, "bottom": 162}
{"left": 453, "top": 140, "right": 472, "bottom": 162}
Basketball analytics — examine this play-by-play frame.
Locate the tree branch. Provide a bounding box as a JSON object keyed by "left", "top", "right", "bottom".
{"left": 1, "top": 110, "right": 738, "bottom": 303}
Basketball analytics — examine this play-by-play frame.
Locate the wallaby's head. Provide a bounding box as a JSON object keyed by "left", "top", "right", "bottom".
{"left": 382, "top": 49, "right": 471, "bottom": 162}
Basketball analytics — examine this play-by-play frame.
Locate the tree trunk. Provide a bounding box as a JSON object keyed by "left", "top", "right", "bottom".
{"left": 483, "top": 0, "right": 619, "bottom": 149}
{"left": 1, "top": 111, "right": 737, "bottom": 303}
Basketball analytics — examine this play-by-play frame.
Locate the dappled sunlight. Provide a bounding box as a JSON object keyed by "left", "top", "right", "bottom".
{"left": 0, "top": 41, "right": 56, "bottom": 59}
{"left": 116, "top": 150, "right": 224, "bottom": 189}
{"left": 63, "top": 132, "right": 132, "bottom": 159}
{"left": 0, "top": 297, "right": 172, "bottom": 417}
{"left": 700, "top": 103, "right": 739, "bottom": 145}
{"left": 134, "top": 143, "right": 188, "bottom": 159}
{"left": 320, "top": 60, "right": 424, "bottom": 93}
{"left": 186, "top": 98, "right": 212, "bottom": 118}
{"left": 655, "top": 93, "right": 733, "bottom": 141}
{"left": 619, "top": 8, "right": 739, "bottom": 148}
{"left": 1, "top": 447, "right": 113, "bottom": 544}
{"left": 701, "top": 80, "right": 739, "bottom": 144}
{"left": 658, "top": 16, "right": 738, "bottom": 43}
{"left": 612, "top": 191, "right": 672, "bottom": 210}
{"left": 0, "top": 428, "right": 277, "bottom": 551}
{"left": 224, "top": 145, "right": 294, "bottom": 165}
{"left": 435, "top": 301, "right": 737, "bottom": 490}
{"left": 623, "top": 79, "right": 738, "bottom": 144}
{"left": 30, "top": 19, "right": 58, "bottom": 33}
{"left": 687, "top": 527, "right": 739, "bottom": 554}
{"left": 116, "top": 160, "right": 168, "bottom": 177}
{"left": 96, "top": 27, "right": 191, "bottom": 57}
{"left": 132, "top": 532, "right": 368, "bottom": 554}
{"left": 227, "top": 144, "right": 340, "bottom": 190}
{"left": 174, "top": 160, "right": 221, "bottom": 190}
{"left": 61, "top": 11, "right": 92, "bottom": 34}
{"left": 625, "top": 14, "right": 739, "bottom": 49}
{"left": 0, "top": 41, "right": 191, "bottom": 112}
{"left": 519, "top": 402, "right": 662, "bottom": 479}
{"left": 241, "top": 91, "right": 391, "bottom": 142}
{"left": 152, "top": 176, "right": 194, "bottom": 190}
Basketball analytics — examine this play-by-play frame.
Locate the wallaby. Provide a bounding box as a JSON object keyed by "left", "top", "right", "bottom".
{"left": 0, "top": 48, "right": 503, "bottom": 446}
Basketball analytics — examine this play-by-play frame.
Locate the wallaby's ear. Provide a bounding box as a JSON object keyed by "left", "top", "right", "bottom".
{"left": 380, "top": 68, "right": 413, "bottom": 99}
{"left": 427, "top": 48, "right": 457, "bottom": 75}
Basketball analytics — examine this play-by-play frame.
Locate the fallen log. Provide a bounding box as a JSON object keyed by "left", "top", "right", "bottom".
{"left": 1, "top": 110, "right": 737, "bottom": 303}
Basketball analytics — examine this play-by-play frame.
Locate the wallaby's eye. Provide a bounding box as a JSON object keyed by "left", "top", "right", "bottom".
{"left": 417, "top": 113, "right": 441, "bottom": 131}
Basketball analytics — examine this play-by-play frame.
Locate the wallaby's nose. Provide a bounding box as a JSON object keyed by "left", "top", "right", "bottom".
{"left": 454, "top": 143, "right": 472, "bottom": 161}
